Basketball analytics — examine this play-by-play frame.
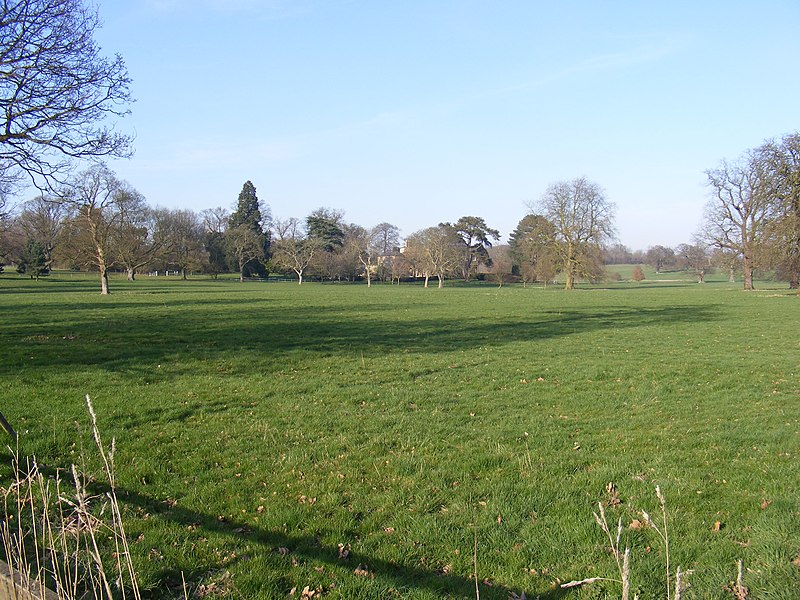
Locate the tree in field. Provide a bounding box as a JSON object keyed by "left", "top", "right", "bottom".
{"left": 58, "top": 166, "right": 127, "bottom": 294}
{"left": 272, "top": 217, "right": 318, "bottom": 284}
{"left": 0, "top": 0, "right": 133, "bottom": 190}
{"left": 762, "top": 133, "right": 800, "bottom": 289}
{"left": 228, "top": 181, "right": 270, "bottom": 278}
{"left": 111, "top": 195, "right": 174, "bottom": 280}
{"left": 306, "top": 208, "right": 345, "bottom": 280}
{"left": 703, "top": 149, "right": 772, "bottom": 290}
{"left": 446, "top": 216, "right": 500, "bottom": 281}
{"left": 199, "top": 207, "right": 229, "bottom": 278}
{"left": 306, "top": 207, "right": 345, "bottom": 253}
{"left": 675, "top": 243, "right": 711, "bottom": 283}
{"left": 645, "top": 245, "right": 676, "bottom": 273}
{"left": 16, "top": 238, "right": 48, "bottom": 278}
{"left": 16, "top": 195, "right": 68, "bottom": 271}
{"left": 508, "top": 214, "right": 560, "bottom": 286}
{"left": 631, "top": 265, "right": 645, "bottom": 282}
{"left": 534, "top": 177, "right": 615, "bottom": 289}
{"left": 487, "top": 245, "right": 513, "bottom": 287}
{"left": 405, "top": 224, "right": 460, "bottom": 288}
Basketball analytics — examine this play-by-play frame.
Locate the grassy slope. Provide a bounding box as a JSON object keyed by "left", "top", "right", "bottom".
{"left": 1, "top": 274, "right": 798, "bottom": 599}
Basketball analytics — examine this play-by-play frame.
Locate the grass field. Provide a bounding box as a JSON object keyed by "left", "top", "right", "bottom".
{"left": 1, "top": 273, "right": 799, "bottom": 599}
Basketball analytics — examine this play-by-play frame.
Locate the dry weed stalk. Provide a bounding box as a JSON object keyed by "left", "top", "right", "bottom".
{"left": 0, "top": 396, "right": 141, "bottom": 600}
{"left": 561, "top": 485, "right": 703, "bottom": 600}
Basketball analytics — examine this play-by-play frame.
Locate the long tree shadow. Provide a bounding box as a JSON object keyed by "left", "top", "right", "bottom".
{"left": 68, "top": 475, "right": 572, "bottom": 600}
{"left": 0, "top": 302, "right": 722, "bottom": 377}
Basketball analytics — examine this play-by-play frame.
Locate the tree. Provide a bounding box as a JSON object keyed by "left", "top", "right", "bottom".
{"left": 762, "top": 133, "right": 800, "bottom": 289}
{"left": 16, "top": 238, "right": 48, "bottom": 278}
{"left": 405, "top": 225, "right": 460, "bottom": 288}
{"left": 703, "top": 149, "right": 772, "bottom": 290}
{"left": 306, "top": 207, "right": 345, "bottom": 253}
{"left": 675, "top": 243, "right": 711, "bottom": 283}
{"left": 58, "top": 165, "right": 126, "bottom": 294}
{"left": 631, "top": 265, "right": 645, "bottom": 282}
{"left": 487, "top": 245, "right": 513, "bottom": 287}
{"left": 534, "top": 177, "right": 615, "bottom": 289}
{"left": 508, "top": 214, "right": 560, "bottom": 286}
{"left": 228, "top": 181, "right": 270, "bottom": 278}
{"left": 16, "top": 194, "right": 68, "bottom": 271}
{"left": 446, "top": 216, "right": 500, "bottom": 281}
{"left": 111, "top": 193, "right": 172, "bottom": 280}
{"left": 272, "top": 217, "right": 318, "bottom": 285}
{"left": 645, "top": 245, "right": 676, "bottom": 273}
{"left": 0, "top": 0, "right": 133, "bottom": 190}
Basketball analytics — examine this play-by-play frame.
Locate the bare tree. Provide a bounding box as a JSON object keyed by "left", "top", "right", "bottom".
{"left": 405, "top": 225, "right": 460, "bottom": 288}
{"left": 675, "top": 243, "right": 711, "bottom": 283}
{"left": 762, "top": 133, "right": 800, "bottom": 289}
{"left": 0, "top": 0, "right": 133, "bottom": 190}
{"left": 15, "top": 194, "right": 68, "bottom": 270}
{"left": 59, "top": 166, "right": 128, "bottom": 294}
{"left": 703, "top": 150, "right": 772, "bottom": 290}
{"left": 200, "top": 206, "right": 230, "bottom": 234}
{"left": 114, "top": 203, "right": 174, "bottom": 280}
{"left": 645, "top": 245, "right": 676, "bottom": 273}
{"left": 487, "top": 245, "right": 513, "bottom": 287}
{"left": 272, "top": 217, "right": 317, "bottom": 285}
{"left": 533, "top": 177, "right": 615, "bottom": 289}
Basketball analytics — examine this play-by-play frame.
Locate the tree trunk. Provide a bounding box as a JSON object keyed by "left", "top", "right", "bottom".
{"left": 565, "top": 265, "right": 575, "bottom": 290}
{"left": 100, "top": 267, "right": 110, "bottom": 295}
{"left": 729, "top": 266, "right": 736, "bottom": 283}
{"left": 424, "top": 273, "right": 429, "bottom": 288}
{"left": 297, "top": 270, "right": 303, "bottom": 285}
{"left": 127, "top": 267, "right": 135, "bottom": 281}
{"left": 182, "top": 268, "right": 188, "bottom": 280}
{"left": 437, "top": 274, "right": 444, "bottom": 288}
{"left": 743, "top": 253, "right": 754, "bottom": 290}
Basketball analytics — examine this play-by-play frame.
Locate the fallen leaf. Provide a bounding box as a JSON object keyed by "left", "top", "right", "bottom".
{"left": 629, "top": 519, "right": 643, "bottom": 530}
{"left": 792, "top": 555, "right": 800, "bottom": 568}
{"left": 759, "top": 498, "right": 772, "bottom": 510}
{"left": 712, "top": 521, "right": 723, "bottom": 532}
{"left": 354, "top": 564, "right": 371, "bottom": 577}
{"left": 337, "top": 543, "right": 350, "bottom": 560}
{"left": 383, "top": 527, "right": 395, "bottom": 534}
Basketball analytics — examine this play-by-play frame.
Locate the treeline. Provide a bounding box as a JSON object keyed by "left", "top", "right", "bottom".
{"left": 0, "top": 133, "right": 798, "bottom": 294}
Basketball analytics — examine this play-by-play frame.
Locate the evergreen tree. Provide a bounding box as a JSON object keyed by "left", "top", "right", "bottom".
{"left": 228, "top": 181, "right": 271, "bottom": 277}
{"left": 16, "top": 239, "right": 49, "bottom": 279}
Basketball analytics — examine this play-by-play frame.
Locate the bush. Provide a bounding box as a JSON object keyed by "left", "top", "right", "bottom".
{"left": 631, "top": 265, "right": 645, "bottom": 281}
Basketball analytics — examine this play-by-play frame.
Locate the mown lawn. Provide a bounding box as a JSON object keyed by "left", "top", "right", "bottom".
{"left": 2, "top": 274, "right": 799, "bottom": 599}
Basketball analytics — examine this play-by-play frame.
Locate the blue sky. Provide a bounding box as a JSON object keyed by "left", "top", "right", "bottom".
{"left": 95, "top": 1, "right": 800, "bottom": 249}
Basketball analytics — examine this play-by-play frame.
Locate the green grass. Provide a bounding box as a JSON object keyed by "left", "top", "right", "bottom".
{"left": 2, "top": 273, "right": 799, "bottom": 599}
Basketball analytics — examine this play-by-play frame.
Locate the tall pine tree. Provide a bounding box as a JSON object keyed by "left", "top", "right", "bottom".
{"left": 228, "top": 181, "right": 271, "bottom": 278}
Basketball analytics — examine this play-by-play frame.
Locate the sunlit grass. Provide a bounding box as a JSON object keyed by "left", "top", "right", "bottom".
{"left": 2, "top": 273, "right": 799, "bottom": 598}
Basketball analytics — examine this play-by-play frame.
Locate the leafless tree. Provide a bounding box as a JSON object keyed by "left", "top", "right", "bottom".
{"left": 533, "top": 177, "right": 615, "bottom": 289}
{"left": 0, "top": 0, "right": 133, "bottom": 190}
{"left": 58, "top": 166, "right": 129, "bottom": 294}
{"left": 14, "top": 194, "right": 68, "bottom": 269}
{"left": 272, "top": 217, "right": 317, "bottom": 285}
{"left": 405, "top": 225, "right": 460, "bottom": 288}
{"left": 761, "top": 133, "right": 800, "bottom": 289}
{"left": 200, "top": 207, "right": 230, "bottom": 234}
{"left": 703, "top": 150, "right": 772, "bottom": 290}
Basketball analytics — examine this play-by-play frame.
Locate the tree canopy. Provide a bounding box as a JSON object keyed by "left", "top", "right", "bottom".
{"left": 0, "top": 0, "right": 133, "bottom": 190}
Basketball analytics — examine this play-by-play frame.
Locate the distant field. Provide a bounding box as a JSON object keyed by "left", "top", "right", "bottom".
{"left": 2, "top": 274, "right": 798, "bottom": 599}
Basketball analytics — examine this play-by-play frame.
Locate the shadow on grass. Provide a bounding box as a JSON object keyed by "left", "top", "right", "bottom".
{"left": 74, "top": 477, "right": 571, "bottom": 600}
{"left": 0, "top": 302, "right": 721, "bottom": 376}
